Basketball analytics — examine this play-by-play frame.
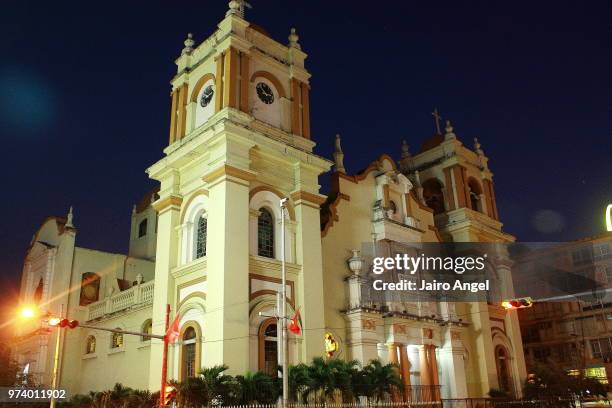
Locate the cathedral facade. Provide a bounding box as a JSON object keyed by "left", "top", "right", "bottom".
{"left": 12, "top": 2, "right": 526, "bottom": 400}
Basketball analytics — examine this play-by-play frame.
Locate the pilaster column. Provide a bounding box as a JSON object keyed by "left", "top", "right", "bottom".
{"left": 387, "top": 343, "right": 401, "bottom": 402}
{"left": 203, "top": 164, "right": 254, "bottom": 374}
{"left": 398, "top": 345, "right": 412, "bottom": 402}
{"left": 427, "top": 345, "right": 440, "bottom": 400}
{"left": 291, "top": 190, "right": 327, "bottom": 359}
{"left": 419, "top": 345, "right": 431, "bottom": 387}
{"left": 148, "top": 194, "right": 182, "bottom": 390}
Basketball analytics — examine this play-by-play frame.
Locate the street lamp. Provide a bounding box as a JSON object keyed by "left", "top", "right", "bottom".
{"left": 19, "top": 306, "right": 36, "bottom": 319}
{"left": 18, "top": 304, "right": 64, "bottom": 408}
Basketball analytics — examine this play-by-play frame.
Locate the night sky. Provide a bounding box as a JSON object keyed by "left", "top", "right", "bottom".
{"left": 1, "top": 1, "right": 610, "bottom": 309}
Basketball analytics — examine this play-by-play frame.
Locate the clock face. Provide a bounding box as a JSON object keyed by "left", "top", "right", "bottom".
{"left": 256, "top": 82, "right": 274, "bottom": 104}
{"left": 200, "top": 85, "right": 214, "bottom": 107}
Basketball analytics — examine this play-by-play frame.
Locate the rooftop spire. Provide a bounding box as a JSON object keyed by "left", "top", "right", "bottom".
{"left": 401, "top": 140, "right": 411, "bottom": 159}
{"left": 227, "top": 0, "right": 252, "bottom": 18}
{"left": 474, "top": 137, "right": 484, "bottom": 155}
{"left": 399, "top": 140, "right": 412, "bottom": 173}
{"left": 333, "top": 134, "right": 346, "bottom": 174}
{"left": 288, "top": 27, "right": 301, "bottom": 49}
{"left": 65, "top": 206, "right": 75, "bottom": 228}
{"left": 181, "top": 33, "right": 194, "bottom": 55}
{"left": 444, "top": 119, "right": 456, "bottom": 141}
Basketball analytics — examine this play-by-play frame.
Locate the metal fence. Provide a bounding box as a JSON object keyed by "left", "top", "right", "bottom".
{"left": 220, "top": 399, "right": 608, "bottom": 408}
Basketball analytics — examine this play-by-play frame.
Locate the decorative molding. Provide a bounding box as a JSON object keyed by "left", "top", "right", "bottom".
{"left": 290, "top": 190, "right": 326, "bottom": 206}
{"left": 190, "top": 73, "right": 216, "bottom": 103}
{"left": 362, "top": 319, "right": 377, "bottom": 331}
{"left": 202, "top": 165, "right": 256, "bottom": 183}
{"left": 179, "top": 189, "right": 209, "bottom": 224}
{"left": 152, "top": 196, "right": 183, "bottom": 212}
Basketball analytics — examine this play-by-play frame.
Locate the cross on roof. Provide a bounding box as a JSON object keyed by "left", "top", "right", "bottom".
{"left": 431, "top": 108, "right": 442, "bottom": 135}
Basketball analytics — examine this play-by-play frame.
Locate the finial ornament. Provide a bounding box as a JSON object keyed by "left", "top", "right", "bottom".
{"left": 181, "top": 33, "right": 194, "bottom": 55}
{"left": 333, "top": 133, "right": 346, "bottom": 174}
{"left": 474, "top": 137, "right": 484, "bottom": 155}
{"left": 66, "top": 206, "right": 75, "bottom": 228}
{"left": 444, "top": 119, "right": 456, "bottom": 140}
{"left": 132, "top": 204, "right": 137, "bottom": 215}
{"left": 227, "top": 0, "right": 251, "bottom": 18}
{"left": 401, "top": 140, "right": 411, "bottom": 158}
{"left": 288, "top": 27, "right": 301, "bottom": 49}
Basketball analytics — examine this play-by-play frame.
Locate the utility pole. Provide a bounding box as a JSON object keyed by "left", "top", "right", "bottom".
{"left": 49, "top": 304, "right": 63, "bottom": 408}
{"left": 280, "top": 197, "right": 288, "bottom": 408}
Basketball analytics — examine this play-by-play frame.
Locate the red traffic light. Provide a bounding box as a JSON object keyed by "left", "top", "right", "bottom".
{"left": 502, "top": 297, "right": 533, "bottom": 309}
{"left": 52, "top": 318, "right": 79, "bottom": 329}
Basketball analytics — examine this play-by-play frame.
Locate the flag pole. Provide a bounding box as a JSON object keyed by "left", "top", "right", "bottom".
{"left": 160, "top": 304, "right": 170, "bottom": 408}
{"left": 280, "top": 198, "right": 288, "bottom": 408}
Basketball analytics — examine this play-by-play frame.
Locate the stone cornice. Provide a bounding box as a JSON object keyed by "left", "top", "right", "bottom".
{"left": 290, "top": 190, "right": 326, "bottom": 206}
{"left": 202, "top": 164, "right": 257, "bottom": 183}
{"left": 152, "top": 195, "right": 183, "bottom": 213}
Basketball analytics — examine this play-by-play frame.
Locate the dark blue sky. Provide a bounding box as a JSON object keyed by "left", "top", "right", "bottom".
{"left": 1, "top": 1, "right": 610, "bottom": 298}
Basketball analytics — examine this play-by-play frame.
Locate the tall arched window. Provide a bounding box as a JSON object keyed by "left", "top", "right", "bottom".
{"left": 182, "top": 327, "right": 197, "bottom": 379}
{"left": 195, "top": 215, "right": 207, "bottom": 259}
{"left": 258, "top": 319, "right": 278, "bottom": 376}
{"left": 258, "top": 208, "right": 274, "bottom": 258}
{"left": 468, "top": 178, "right": 483, "bottom": 213}
{"left": 495, "top": 346, "right": 512, "bottom": 393}
{"left": 33, "top": 278, "right": 43, "bottom": 304}
{"left": 422, "top": 178, "right": 445, "bottom": 215}
{"left": 141, "top": 319, "right": 152, "bottom": 342}
{"left": 85, "top": 336, "right": 96, "bottom": 354}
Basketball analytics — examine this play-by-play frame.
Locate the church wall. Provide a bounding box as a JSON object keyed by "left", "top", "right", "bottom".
{"left": 64, "top": 306, "right": 154, "bottom": 394}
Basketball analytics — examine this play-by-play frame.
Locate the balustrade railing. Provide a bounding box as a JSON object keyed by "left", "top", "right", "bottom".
{"left": 86, "top": 280, "right": 154, "bottom": 321}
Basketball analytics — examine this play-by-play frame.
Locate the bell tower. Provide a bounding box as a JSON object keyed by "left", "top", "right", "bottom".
{"left": 166, "top": 1, "right": 312, "bottom": 149}
{"left": 147, "top": 1, "right": 332, "bottom": 389}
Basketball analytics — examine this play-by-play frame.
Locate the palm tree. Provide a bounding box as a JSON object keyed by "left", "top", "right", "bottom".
{"left": 125, "top": 389, "right": 156, "bottom": 408}
{"left": 288, "top": 363, "right": 311, "bottom": 403}
{"left": 305, "top": 357, "right": 337, "bottom": 403}
{"left": 328, "top": 359, "right": 361, "bottom": 402}
{"left": 171, "top": 377, "right": 207, "bottom": 408}
{"left": 198, "top": 365, "right": 239, "bottom": 407}
{"left": 361, "top": 360, "right": 402, "bottom": 403}
{"left": 235, "top": 371, "right": 279, "bottom": 404}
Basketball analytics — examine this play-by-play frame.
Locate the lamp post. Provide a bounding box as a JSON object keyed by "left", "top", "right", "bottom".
{"left": 280, "top": 197, "right": 288, "bottom": 408}
{"left": 49, "top": 304, "right": 64, "bottom": 408}
{"left": 19, "top": 304, "right": 64, "bottom": 408}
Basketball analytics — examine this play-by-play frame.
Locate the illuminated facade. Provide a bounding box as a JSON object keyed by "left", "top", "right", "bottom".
{"left": 12, "top": 2, "right": 526, "bottom": 399}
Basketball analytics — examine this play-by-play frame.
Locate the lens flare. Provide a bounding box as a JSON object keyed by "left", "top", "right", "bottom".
{"left": 20, "top": 307, "right": 36, "bottom": 319}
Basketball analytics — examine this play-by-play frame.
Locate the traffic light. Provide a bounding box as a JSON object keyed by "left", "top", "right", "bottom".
{"left": 501, "top": 297, "right": 533, "bottom": 309}
{"left": 49, "top": 318, "right": 79, "bottom": 329}
{"left": 163, "top": 384, "right": 176, "bottom": 406}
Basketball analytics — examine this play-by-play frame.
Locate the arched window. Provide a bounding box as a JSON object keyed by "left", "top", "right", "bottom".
{"left": 33, "top": 278, "right": 43, "bottom": 304}
{"left": 468, "top": 178, "right": 483, "bottom": 213}
{"left": 138, "top": 219, "right": 148, "bottom": 238}
{"left": 141, "top": 319, "right": 152, "bottom": 342}
{"left": 111, "top": 330, "right": 123, "bottom": 349}
{"left": 195, "top": 215, "right": 207, "bottom": 259}
{"left": 422, "top": 179, "right": 445, "bottom": 215}
{"left": 80, "top": 272, "right": 101, "bottom": 306}
{"left": 389, "top": 200, "right": 397, "bottom": 215}
{"left": 257, "top": 208, "right": 274, "bottom": 258}
{"left": 182, "top": 327, "right": 197, "bottom": 379}
{"left": 258, "top": 319, "right": 278, "bottom": 376}
{"left": 85, "top": 336, "right": 96, "bottom": 354}
{"left": 495, "top": 346, "right": 512, "bottom": 393}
